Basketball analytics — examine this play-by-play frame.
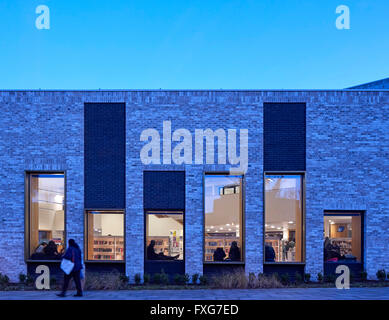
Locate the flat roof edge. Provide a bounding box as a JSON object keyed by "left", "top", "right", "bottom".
{"left": 0, "top": 89, "right": 389, "bottom": 92}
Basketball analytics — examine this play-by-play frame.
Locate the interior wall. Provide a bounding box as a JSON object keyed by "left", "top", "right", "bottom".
{"left": 265, "top": 190, "right": 299, "bottom": 223}
{"left": 205, "top": 193, "right": 240, "bottom": 226}
{"left": 148, "top": 215, "right": 183, "bottom": 237}
{"left": 101, "top": 214, "right": 124, "bottom": 236}
{"left": 38, "top": 209, "right": 64, "bottom": 231}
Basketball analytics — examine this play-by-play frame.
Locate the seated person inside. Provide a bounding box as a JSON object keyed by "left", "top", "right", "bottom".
{"left": 224, "top": 241, "right": 241, "bottom": 261}
{"left": 324, "top": 237, "right": 357, "bottom": 262}
{"left": 213, "top": 247, "right": 226, "bottom": 261}
{"left": 35, "top": 242, "right": 47, "bottom": 254}
{"left": 147, "top": 240, "right": 179, "bottom": 260}
{"left": 31, "top": 240, "right": 61, "bottom": 260}
{"left": 324, "top": 237, "right": 343, "bottom": 261}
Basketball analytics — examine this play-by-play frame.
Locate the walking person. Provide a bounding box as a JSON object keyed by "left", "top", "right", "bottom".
{"left": 57, "top": 239, "right": 83, "bottom": 297}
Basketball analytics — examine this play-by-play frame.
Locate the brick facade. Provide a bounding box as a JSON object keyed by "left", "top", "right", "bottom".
{"left": 0, "top": 90, "right": 387, "bottom": 282}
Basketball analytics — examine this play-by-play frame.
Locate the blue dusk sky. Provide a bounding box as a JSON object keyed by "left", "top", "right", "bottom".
{"left": 0, "top": 0, "right": 388, "bottom": 89}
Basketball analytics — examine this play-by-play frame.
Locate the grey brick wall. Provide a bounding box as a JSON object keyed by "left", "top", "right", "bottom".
{"left": 0, "top": 90, "right": 387, "bottom": 282}
{"left": 125, "top": 99, "right": 262, "bottom": 279}
{"left": 0, "top": 92, "right": 84, "bottom": 281}
{"left": 306, "top": 93, "right": 389, "bottom": 279}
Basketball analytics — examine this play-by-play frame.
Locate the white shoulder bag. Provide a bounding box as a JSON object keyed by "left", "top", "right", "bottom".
{"left": 60, "top": 251, "right": 75, "bottom": 275}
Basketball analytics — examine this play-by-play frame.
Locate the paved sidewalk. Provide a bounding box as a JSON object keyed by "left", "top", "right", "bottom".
{"left": 0, "top": 287, "right": 389, "bottom": 300}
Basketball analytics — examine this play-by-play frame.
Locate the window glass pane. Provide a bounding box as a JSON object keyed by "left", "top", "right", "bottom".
{"left": 324, "top": 214, "right": 361, "bottom": 262}
{"left": 29, "top": 174, "right": 64, "bottom": 260}
{"left": 204, "top": 175, "right": 243, "bottom": 262}
{"left": 265, "top": 175, "right": 303, "bottom": 263}
{"left": 87, "top": 211, "right": 124, "bottom": 261}
{"left": 146, "top": 213, "right": 184, "bottom": 261}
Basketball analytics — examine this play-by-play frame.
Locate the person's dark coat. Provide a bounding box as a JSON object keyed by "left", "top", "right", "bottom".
{"left": 147, "top": 243, "right": 159, "bottom": 260}
{"left": 58, "top": 240, "right": 83, "bottom": 297}
{"left": 63, "top": 245, "right": 83, "bottom": 271}
{"left": 265, "top": 244, "right": 276, "bottom": 262}
{"left": 228, "top": 243, "right": 241, "bottom": 261}
{"left": 213, "top": 247, "right": 226, "bottom": 261}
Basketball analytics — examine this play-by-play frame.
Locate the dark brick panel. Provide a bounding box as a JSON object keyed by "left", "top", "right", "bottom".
{"left": 84, "top": 103, "right": 125, "bottom": 208}
{"left": 264, "top": 102, "right": 306, "bottom": 171}
{"left": 143, "top": 171, "right": 185, "bottom": 211}
{"left": 145, "top": 261, "right": 185, "bottom": 277}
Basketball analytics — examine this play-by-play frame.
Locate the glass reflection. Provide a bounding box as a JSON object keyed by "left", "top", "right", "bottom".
{"left": 265, "top": 175, "right": 303, "bottom": 263}
{"left": 204, "top": 175, "right": 243, "bottom": 262}
{"left": 29, "top": 174, "right": 64, "bottom": 260}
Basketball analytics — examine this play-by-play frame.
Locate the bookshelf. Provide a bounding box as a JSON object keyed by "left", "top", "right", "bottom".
{"left": 90, "top": 236, "right": 124, "bottom": 261}
{"left": 204, "top": 236, "right": 240, "bottom": 261}
{"left": 330, "top": 238, "right": 352, "bottom": 257}
{"left": 151, "top": 236, "right": 169, "bottom": 255}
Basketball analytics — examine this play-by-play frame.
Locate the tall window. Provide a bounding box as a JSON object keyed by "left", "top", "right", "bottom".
{"left": 265, "top": 174, "right": 304, "bottom": 263}
{"left": 324, "top": 212, "right": 362, "bottom": 263}
{"left": 86, "top": 210, "right": 124, "bottom": 261}
{"left": 145, "top": 212, "right": 184, "bottom": 261}
{"left": 204, "top": 174, "right": 243, "bottom": 262}
{"left": 27, "top": 173, "right": 65, "bottom": 260}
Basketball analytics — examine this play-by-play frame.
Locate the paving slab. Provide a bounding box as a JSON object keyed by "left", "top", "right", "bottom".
{"left": 0, "top": 287, "right": 389, "bottom": 300}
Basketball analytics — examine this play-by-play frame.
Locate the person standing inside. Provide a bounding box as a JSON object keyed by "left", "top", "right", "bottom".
{"left": 57, "top": 239, "right": 83, "bottom": 297}
{"left": 228, "top": 241, "right": 241, "bottom": 261}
